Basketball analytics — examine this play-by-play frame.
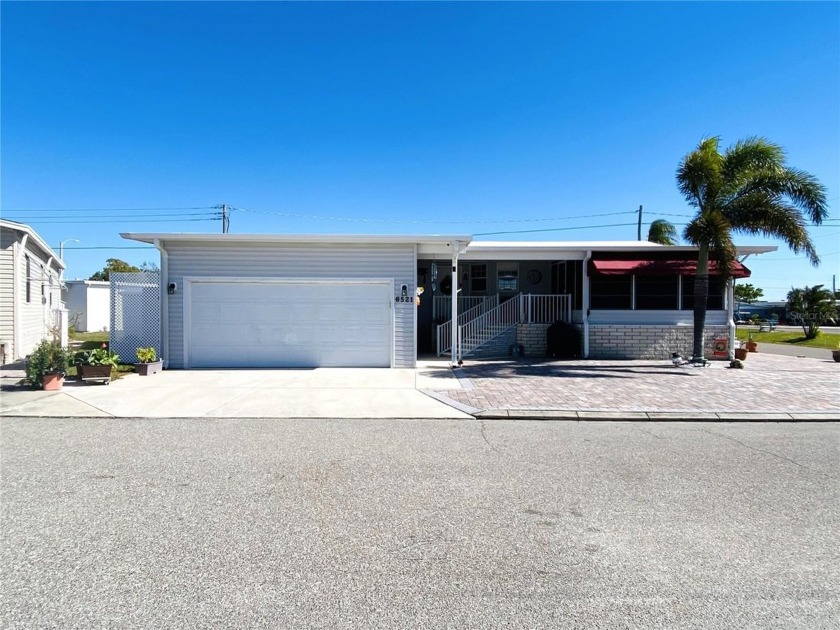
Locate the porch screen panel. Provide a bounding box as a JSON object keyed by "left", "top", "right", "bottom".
{"left": 590, "top": 275, "right": 631, "bottom": 309}
{"left": 635, "top": 275, "right": 679, "bottom": 310}
{"left": 682, "top": 276, "right": 725, "bottom": 310}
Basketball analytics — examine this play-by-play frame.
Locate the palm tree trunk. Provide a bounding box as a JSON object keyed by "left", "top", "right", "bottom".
{"left": 692, "top": 245, "right": 710, "bottom": 360}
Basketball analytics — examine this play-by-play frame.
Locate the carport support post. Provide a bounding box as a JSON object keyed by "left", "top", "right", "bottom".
{"left": 451, "top": 240, "right": 461, "bottom": 367}
{"left": 726, "top": 277, "right": 736, "bottom": 360}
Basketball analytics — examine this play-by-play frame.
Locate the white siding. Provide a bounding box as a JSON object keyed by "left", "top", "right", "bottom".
{"left": 0, "top": 234, "right": 15, "bottom": 359}
{"left": 165, "top": 242, "right": 416, "bottom": 368}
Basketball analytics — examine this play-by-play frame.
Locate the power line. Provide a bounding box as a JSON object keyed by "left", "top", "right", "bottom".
{"left": 474, "top": 222, "right": 638, "bottom": 237}
{"left": 3, "top": 211, "right": 218, "bottom": 212}
{"left": 58, "top": 246, "right": 156, "bottom": 250}
{"left": 8, "top": 218, "right": 218, "bottom": 225}
{"left": 229, "top": 205, "right": 637, "bottom": 225}
{"left": 3, "top": 212, "right": 217, "bottom": 220}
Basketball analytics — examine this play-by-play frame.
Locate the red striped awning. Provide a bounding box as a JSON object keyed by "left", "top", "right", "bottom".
{"left": 590, "top": 259, "right": 751, "bottom": 278}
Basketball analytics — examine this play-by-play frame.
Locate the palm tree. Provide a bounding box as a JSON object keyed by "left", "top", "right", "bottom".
{"left": 786, "top": 285, "right": 837, "bottom": 339}
{"left": 676, "top": 136, "right": 827, "bottom": 361}
{"left": 647, "top": 219, "right": 679, "bottom": 246}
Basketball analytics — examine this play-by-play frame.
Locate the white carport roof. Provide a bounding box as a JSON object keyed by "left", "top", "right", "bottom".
{"left": 121, "top": 233, "right": 473, "bottom": 256}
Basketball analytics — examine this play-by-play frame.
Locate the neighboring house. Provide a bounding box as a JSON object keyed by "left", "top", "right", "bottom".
{"left": 120, "top": 232, "right": 776, "bottom": 369}
{"left": 0, "top": 220, "right": 66, "bottom": 363}
{"left": 63, "top": 280, "right": 110, "bottom": 332}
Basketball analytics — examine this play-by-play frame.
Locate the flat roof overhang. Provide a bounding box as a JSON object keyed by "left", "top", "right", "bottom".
{"left": 461, "top": 241, "right": 778, "bottom": 261}
{"left": 121, "top": 233, "right": 473, "bottom": 256}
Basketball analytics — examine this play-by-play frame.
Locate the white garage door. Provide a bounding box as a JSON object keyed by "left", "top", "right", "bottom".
{"left": 187, "top": 281, "right": 392, "bottom": 368}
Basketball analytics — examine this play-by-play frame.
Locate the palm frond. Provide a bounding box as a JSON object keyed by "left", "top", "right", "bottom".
{"left": 647, "top": 219, "right": 678, "bottom": 246}
{"left": 676, "top": 137, "right": 723, "bottom": 209}
{"left": 727, "top": 196, "right": 820, "bottom": 264}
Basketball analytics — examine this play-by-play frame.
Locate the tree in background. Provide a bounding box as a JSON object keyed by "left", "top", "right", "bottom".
{"left": 786, "top": 285, "right": 837, "bottom": 339}
{"left": 647, "top": 219, "right": 679, "bottom": 246}
{"left": 733, "top": 283, "right": 764, "bottom": 308}
{"left": 89, "top": 258, "right": 140, "bottom": 281}
{"left": 676, "top": 136, "right": 827, "bottom": 361}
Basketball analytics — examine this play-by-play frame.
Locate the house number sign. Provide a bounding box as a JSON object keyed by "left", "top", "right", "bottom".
{"left": 394, "top": 296, "right": 413, "bottom": 304}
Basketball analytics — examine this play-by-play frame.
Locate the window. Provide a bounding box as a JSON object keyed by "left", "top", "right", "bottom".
{"left": 682, "top": 276, "right": 724, "bottom": 310}
{"left": 590, "top": 275, "right": 632, "bottom": 309}
{"left": 470, "top": 264, "right": 487, "bottom": 293}
{"left": 635, "top": 275, "right": 679, "bottom": 310}
{"left": 25, "top": 256, "right": 32, "bottom": 303}
{"left": 497, "top": 265, "right": 519, "bottom": 293}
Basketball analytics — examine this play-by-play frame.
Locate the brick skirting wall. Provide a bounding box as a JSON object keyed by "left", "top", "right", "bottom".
{"left": 588, "top": 324, "right": 729, "bottom": 360}
{"left": 515, "top": 323, "right": 730, "bottom": 360}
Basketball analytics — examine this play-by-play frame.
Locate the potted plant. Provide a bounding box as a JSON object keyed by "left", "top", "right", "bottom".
{"left": 135, "top": 347, "right": 163, "bottom": 376}
{"left": 734, "top": 346, "right": 748, "bottom": 360}
{"left": 832, "top": 342, "right": 840, "bottom": 363}
{"left": 75, "top": 346, "right": 120, "bottom": 383}
{"left": 26, "top": 338, "right": 72, "bottom": 390}
{"left": 745, "top": 332, "right": 758, "bottom": 353}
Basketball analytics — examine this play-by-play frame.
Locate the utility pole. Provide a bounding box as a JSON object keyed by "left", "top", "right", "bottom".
{"left": 637, "top": 205, "right": 643, "bottom": 241}
{"left": 218, "top": 204, "right": 230, "bottom": 233}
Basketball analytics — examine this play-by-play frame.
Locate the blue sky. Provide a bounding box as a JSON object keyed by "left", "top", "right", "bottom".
{"left": 2, "top": 1, "right": 838, "bottom": 300}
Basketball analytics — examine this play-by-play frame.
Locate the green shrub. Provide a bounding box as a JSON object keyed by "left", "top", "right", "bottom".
{"left": 75, "top": 348, "right": 120, "bottom": 367}
{"left": 135, "top": 347, "right": 157, "bottom": 363}
{"left": 26, "top": 339, "right": 73, "bottom": 388}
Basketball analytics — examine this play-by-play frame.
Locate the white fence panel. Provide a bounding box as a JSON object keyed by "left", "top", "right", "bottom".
{"left": 110, "top": 272, "right": 161, "bottom": 363}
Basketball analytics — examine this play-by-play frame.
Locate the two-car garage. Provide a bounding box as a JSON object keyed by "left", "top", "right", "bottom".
{"left": 186, "top": 280, "right": 393, "bottom": 368}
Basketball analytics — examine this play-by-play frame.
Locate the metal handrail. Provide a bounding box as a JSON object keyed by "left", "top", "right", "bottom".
{"left": 458, "top": 294, "right": 522, "bottom": 358}
{"left": 436, "top": 296, "right": 498, "bottom": 355}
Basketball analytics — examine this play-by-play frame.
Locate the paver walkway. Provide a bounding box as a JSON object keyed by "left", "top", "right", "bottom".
{"left": 429, "top": 352, "right": 839, "bottom": 418}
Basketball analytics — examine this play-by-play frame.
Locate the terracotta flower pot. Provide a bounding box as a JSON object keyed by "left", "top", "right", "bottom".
{"left": 745, "top": 341, "right": 758, "bottom": 353}
{"left": 734, "top": 348, "right": 748, "bottom": 360}
{"left": 42, "top": 373, "right": 64, "bottom": 391}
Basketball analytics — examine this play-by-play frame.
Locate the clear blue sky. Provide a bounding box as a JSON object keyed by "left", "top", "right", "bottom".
{"left": 2, "top": 1, "right": 838, "bottom": 300}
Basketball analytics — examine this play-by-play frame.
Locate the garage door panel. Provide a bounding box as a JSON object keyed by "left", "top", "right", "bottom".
{"left": 188, "top": 281, "right": 392, "bottom": 368}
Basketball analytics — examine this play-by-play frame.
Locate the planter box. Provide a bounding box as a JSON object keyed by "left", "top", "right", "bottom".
{"left": 135, "top": 360, "right": 163, "bottom": 376}
{"left": 78, "top": 364, "right": 113, "bottom": 381}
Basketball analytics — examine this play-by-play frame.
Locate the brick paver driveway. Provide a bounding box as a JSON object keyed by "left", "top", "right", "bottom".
{"left": 432, "top": 353, "right": 839, "bottom": 415}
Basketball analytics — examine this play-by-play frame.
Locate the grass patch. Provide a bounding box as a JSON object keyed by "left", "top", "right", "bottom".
{"left": 70, "top": 331, "right": 109, "bottom": 342}
{"left": 735, "top": 328, "right": 839, "bottom": 349}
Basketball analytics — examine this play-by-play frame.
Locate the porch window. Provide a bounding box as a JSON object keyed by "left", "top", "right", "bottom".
{"left": 635, "top": 275, "right": 679, "bottom": 310}
{"left": 682, "top": 276, "right": 724, "bottom": 310}
{"left": 470, "top": 264, "right": 487, "bottom": 293}
{"left": 590, "top": 275, "right": 632, "bottom": 309}
{"left": 497, "top": 266, "right": 519, "bottom": 293}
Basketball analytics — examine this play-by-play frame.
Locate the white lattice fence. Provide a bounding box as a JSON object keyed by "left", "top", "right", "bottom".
{"left": 110, "top": 272, "right": 161, "bottom": 363}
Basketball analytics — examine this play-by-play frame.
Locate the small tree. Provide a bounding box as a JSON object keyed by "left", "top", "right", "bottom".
{"left": 786, "top": 285, "right": 837, "bottom": 339}
{"left": 89, "top": 258, "right": 141, "bottom": 281}
{"left": 733, "top": 283, "right": 763, "bottom": 316}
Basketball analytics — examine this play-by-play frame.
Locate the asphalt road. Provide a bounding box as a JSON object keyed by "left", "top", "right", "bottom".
{"left": 2, "top": 418, "right": 838, "bottom": 629}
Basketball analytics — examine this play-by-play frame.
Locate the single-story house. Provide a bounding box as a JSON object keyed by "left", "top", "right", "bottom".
{"left": 120, "top": 232, "right": 776, "bottom": 369}
{"left": 0, "top": 220, "right": 66, "bottom": 363}
{"left": 62, "top": 280, "right": 111, "bottom": 332}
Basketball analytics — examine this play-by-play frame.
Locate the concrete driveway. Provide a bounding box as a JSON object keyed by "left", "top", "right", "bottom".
{"left": 0, "top": 362, "right": 472, "bottom": 419}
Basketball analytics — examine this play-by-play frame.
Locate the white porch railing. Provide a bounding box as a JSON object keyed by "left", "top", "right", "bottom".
{"left": 436, "top": 293, "right": 572, "bottom": 358}
{"left": 436, "top": 295, "right": 498, "bottom": 356}
{"left": 433, "top": 295, "right": 488, "bottom": 322}
{"left": 458, "top": 295, "right": 523, "bottom": 358}
{"left": 524, "top": 294, "right": 572, "bottom": 324}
